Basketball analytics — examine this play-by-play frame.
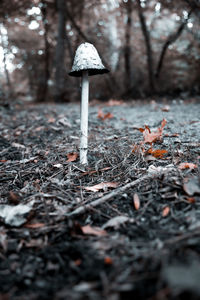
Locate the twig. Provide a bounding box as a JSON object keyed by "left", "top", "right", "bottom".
{"left": 164, "top": 226, "right": 200, "bottom": 245}
{"left": 67, "top": 173, "right": 151, "bottom": 217}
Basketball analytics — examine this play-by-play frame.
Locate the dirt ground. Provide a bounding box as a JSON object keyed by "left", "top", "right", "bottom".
{"left": 0, "top": 99, "right": 200, "bottom": 300}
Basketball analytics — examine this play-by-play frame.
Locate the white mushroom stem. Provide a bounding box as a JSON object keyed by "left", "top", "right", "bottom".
{"left": 80, "top": 70, "right": 89, "bottom": 165}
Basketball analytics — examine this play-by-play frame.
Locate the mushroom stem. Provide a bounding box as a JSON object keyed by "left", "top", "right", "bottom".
{"left": 80, "top": 70, "right": 89, "bottom": 165}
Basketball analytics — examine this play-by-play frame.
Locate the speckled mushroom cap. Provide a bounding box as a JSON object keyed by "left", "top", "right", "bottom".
{"left": 69, "top": 42, "right": 109, "bottom": 77}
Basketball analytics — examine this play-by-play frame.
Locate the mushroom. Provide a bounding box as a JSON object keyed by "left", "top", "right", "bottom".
{"left": 69, "top": 42, "right": 109, "bottom": 165}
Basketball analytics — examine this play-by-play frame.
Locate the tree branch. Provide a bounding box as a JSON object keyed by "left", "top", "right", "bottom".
{"left": 136, "top": 0, "right": 155, "bottom": 93}
{"left": 155, "top": 8, "right": 193, "bottom": 79}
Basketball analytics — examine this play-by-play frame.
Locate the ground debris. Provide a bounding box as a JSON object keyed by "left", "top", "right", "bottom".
{"left": 0, "top": 102, "right": 200, "bottom": 300}
{"left": 0, "top": 201, "right": 34, "bottom": 226}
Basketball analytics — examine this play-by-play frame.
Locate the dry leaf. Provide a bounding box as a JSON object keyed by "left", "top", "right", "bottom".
{"left": 74, "top": 259, "right": 82, "bottom": 266}
{"left": 140, "top": 119, "right": 167, "bottom": 145}
{"left": 161, "top": 105, "right": 170, "bottom": 112}
{"left": 80, "top": 167, "right": 111, "bottom": 177}
{"left": 104, "top": 256, "right": 113, "bottom": 264}
{"left": 97, "top": 108, "right": 114, "bottom": 120}
{"left": 148, "top": 164, "right": 175, "bottom": 176}
{"left": 97, "top": 108, "right": 104, "bottom": 119}
{"left": 47, "top": 117, "right": 56, "bottom": 123}
{"left": 186, "top": 197, "right": 196, "bottom": 203}
{"left": 133, "top": 193, "right": 140, "bottom": 210}
{"left": 25, "top": 223, "right": 45, "bottom": 229}
{"left": 57, "top": 117, "right": 71, "bottom": 127}
{"left": 35, "top": 126, "right": 44, "bottom": 132}
{"left": 162, "top": 206, "right": 170, "bottom": 217}
{"left": 132, "top": 144, "right": 144, "bottom": 153}
{"left": 178, "top": 163, "right": 198, "bottom": 170}
{"left": 85, "top": 182, "right": 118, "bottom": 192}
{"left": 0, "top": 201, "right": 34, "bottom": 227}
{"left": 8, "top": 191, "right": 20, "bottom": 204}
{"left": 138, "top": 128, "right": 145, "bottom": 133}
{"left": 102, "top": 112, "right": 113, "bottom": 120}
{"left": 147, "top": 148, "right": 168, "bottom": 158}
{"left": 102, "top": 215, "right": 133, "bottom": 229}
{"left": 67, "top": 152, "right": 78, "bottom": 162}
{"left": 81, "top": 225, "right": 107, "bottom": 236}
{"left": 106, "top": 99, "right": 124, "bottom": 106}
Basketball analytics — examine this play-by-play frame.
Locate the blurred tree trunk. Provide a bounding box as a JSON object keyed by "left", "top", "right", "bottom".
{"left": 124, "top": 1, "right": 132, "bottom": 91}
{"left": 0, "top": 26, "right": 13, "bottom": 99}
{"left": 76, "top": 0, "right": 85, "bottom": 46}
{"left": 36, "top": 1, "right": 50, "bottom": 102}
{"left": 155, "top": 8, "right": 193, "bottom": 78}
{"left": 136, "top": 0, "right": 155, "bottom": 93}
{"left": 65, "top": 32, "right": 73, "bottom": 65}
{"left": 54, "top": 0, "right": 66, "bottom": 102}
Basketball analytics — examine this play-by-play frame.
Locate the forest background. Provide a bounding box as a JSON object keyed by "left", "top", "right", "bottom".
{"left": 0, "top": 0, "right": 200, "bottom": 103}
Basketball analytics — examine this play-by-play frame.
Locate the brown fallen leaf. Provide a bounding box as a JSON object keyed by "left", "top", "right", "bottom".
{"left": 106, "top": 99, "right": 124, "bottom": 106}
{"left": 133, "top": 193, "right": 140, "bottom": 210}
{"left": 74, "top": 259, "right": 82, "bottom": 266}
{"left": 85, "top": 182, "right": 118, "bottom": 192}
{"left": 186, "top": 197, "right": 196, "bottom": 204}
{"left": 8, "top": 191, "right": 20, "bottom": 204}
{"left": 67, "top": 152, "right": 78, "bottom": 162}
{"left": 132, "top": 144, "right": 144, "bottom": 154}
{"left": 25, "top": 223, "right": 45, "bottom": 229}
{"left": 146, "top": 148, "right": 168, "bottom": 158}
{"left": 104, "top": 256, "right": 113, "bottom": 264}
{"left": 162, "top": 206, "right": 170, "bottom": 217}
{"left": 138, "top": 127, "right": 145, "bottom": 133}
{"left": 80, "top": 167, "right": 111, "bottom": 177}
{"left": 178, "top": 163, "right": 198, "bottom": 170}
{"left": 140, "top": 119, "right": 167, "bottom": 145}
{"left": 97, "top": 108, "right": 114, "bottom": 121}
{"left": 81, "top": 224, "right": 107, "bottom": 236}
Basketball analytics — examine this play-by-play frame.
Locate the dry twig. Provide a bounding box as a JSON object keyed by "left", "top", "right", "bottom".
{"left": 67, "top": 173, "right": 152, "bottom": 217}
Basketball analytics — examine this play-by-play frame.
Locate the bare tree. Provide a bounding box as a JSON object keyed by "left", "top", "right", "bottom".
{"left": 136, "top": 0, "right": 155, "bottom": 93}
{"left": 0, "top": 24, "right": 13, "bottom": 99}
{"left": 124, "top": 0, "right": 133, "bottom": 91}
{"left": 155, "top": 8, "right": 193, "bottom": 78}
{"left": 54, "top": 0, "right": 66, "bottom": 102}
{"left": 36, "top": 1, "right": 50, "bottom": 102}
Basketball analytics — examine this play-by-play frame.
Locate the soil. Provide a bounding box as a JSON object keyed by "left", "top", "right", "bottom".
{"left": 0, "top": 99, "right": 200, "bottom": 300}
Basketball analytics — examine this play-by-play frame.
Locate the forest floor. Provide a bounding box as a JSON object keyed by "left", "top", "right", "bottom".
{"left": 0, "top": 98, "right": 200, "bottom": 300}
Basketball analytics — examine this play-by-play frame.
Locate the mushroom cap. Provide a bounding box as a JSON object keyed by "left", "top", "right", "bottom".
{"left": 69, "top": 43, "right": 109, "bottom": 77}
